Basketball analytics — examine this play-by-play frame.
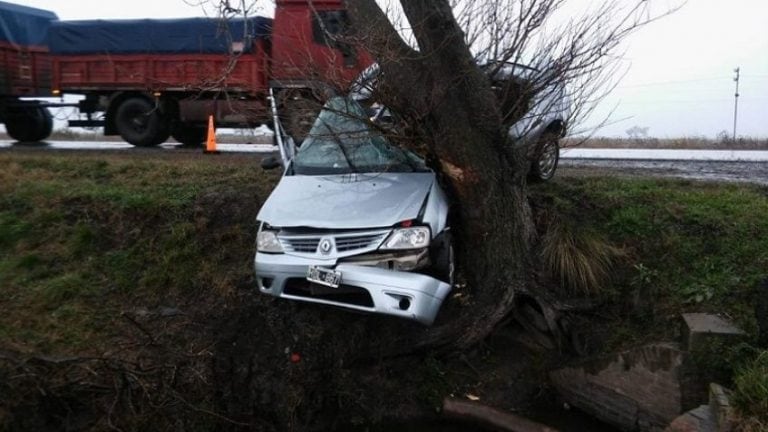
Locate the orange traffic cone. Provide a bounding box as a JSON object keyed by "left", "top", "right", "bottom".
{"left": 204, "top": 115, "right": 219, "bottom": 154}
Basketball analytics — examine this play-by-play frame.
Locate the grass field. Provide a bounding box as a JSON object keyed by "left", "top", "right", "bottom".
{"left": 0, "top": 151, "right": 277, "bottom": 354}
{"left": 570, "top": 136, "right": 768, "bottom": 150}
{"left": 537, "top": 176, "right": 767, "bottom": 332}
{"left": 0, "top": 150, "right": 766, "bottom": 428}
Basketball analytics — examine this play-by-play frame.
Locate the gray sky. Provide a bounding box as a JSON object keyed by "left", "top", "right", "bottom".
{"left": 17, "top": 0, "right": 768, "bottom": 138}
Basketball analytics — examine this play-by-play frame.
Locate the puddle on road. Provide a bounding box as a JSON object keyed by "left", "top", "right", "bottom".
{"left": 0, "top": 140, "right": 276, "bottom": 153}
{"left": 561, "top": 148, "right": 768, "bottom": 162}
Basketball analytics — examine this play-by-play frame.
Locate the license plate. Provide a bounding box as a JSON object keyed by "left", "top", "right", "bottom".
{"left": 307, "top": 266, "right": 342, "bottom": 288}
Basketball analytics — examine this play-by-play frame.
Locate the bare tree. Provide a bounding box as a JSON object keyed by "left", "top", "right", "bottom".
{"left": 340, "top": 0, "right": 679, "bottom": 350}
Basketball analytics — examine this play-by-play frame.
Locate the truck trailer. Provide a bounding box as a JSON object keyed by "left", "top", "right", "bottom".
{"left": 0, "top": 0, "right": 372, "bottom": 145}
{"left": 0, "top": 1, "right": 57, "bottom": 142}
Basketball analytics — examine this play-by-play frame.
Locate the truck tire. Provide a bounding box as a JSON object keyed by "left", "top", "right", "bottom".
{"left": 151, "top": 127, "right": 172, "bottom": 146}
{"left": 530, "top": 134, "right": 559, "bottom": 182}
{"left": 5, "top": 106, "right": 53, "bottom": 142}
{"left": 171, "top": 124, "right": 207, "bottom": 147}
{"left": 114, "top": 97, "right": 169, "bottom": 147}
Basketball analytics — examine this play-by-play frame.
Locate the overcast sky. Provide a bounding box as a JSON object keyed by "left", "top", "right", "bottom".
{"left": 17, "top": 0, "right": 768, "bottom": 138}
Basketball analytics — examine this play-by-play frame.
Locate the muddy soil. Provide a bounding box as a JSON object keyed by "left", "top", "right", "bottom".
{"left": 209, "top": 289, "right": 559, "bottom": 430}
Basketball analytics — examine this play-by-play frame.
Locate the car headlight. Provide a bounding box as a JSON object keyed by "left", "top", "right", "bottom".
{"left": 380, "top": 227, "right": 431, "bottom": 250}
{"left": 257, "top": 228, "right": 284, "bottom": 253}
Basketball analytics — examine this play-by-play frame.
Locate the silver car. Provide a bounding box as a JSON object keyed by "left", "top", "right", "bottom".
{"left": 255, "top": 97, "right": 454, "bottom": 325}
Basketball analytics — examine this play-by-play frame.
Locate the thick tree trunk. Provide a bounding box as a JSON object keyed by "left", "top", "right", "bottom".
{"left": 346, "top": 0, "right": 536, "bottom": 350}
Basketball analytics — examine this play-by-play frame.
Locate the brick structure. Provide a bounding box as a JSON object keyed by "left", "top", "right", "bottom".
{"left": 665, "top": 384, "right": 733, "bottom": 432}
{"left": 550, "top": 343, "right": 685, "bottom": 431}
{"left": 550, "top": 314, "right": 746, "bottom": 431}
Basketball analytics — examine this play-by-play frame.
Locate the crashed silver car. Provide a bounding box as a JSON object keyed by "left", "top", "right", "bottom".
{"left": 255, "top": 97, "right": 453, "bottom": 325}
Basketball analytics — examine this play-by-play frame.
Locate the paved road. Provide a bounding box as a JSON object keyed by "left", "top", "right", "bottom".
{"left": 561, "top": 148, "right": 768, "bottom": 162}
{"left": 560, "top": 159, "right": 768, "bottom": 186}
{"left": 0, "top": 140, "right": 274, "bottom": 154}
{"left": 2, "top": 140, "right": 767, "bottom": 186}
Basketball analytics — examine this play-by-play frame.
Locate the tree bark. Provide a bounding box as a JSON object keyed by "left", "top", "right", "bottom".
{"left": 346, "top": 0, "right": 536, "bottom": 350}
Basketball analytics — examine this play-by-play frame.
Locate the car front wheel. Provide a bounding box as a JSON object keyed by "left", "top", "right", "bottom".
{"left": 530, "top": 135, "right": 559, "bottom": 182}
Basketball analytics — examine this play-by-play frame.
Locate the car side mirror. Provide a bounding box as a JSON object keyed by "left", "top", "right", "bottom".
{"left": 261, "top": 156, "right": 281, "bottom": 170}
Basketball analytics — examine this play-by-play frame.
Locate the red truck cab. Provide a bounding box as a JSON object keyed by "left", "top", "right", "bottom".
{"left": 271, "top": 0, "right": 372, "bottom": 90}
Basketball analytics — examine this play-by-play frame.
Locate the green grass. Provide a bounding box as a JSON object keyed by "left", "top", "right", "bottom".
{"left": 533, "top": 177, "right": 768, "bottom": 335}
{"left": 0, "top": 152, "right": 277, "bottom": 354}
{"left": 1, "top": 152, "right": 767, "bottom": 427}
{"left": 3, "top": 154, "right": 766, "bottom": 353}
{"left": 733, "top": 351, "right": 768, "bottom": 429}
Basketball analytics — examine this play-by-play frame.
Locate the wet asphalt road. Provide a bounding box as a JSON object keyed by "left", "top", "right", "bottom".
{"left": 560, "top": 159, "right": 768, "bottom": 186}
{"left": 2, "top": 139, "right": 767, "bottom": 186}
{"left": 0, "top": 139, "right": 275, "bottom": 154}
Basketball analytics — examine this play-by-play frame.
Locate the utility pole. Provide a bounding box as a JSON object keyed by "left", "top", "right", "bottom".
{"left": 733, "top": 67, "right": 740, "bottom": 140}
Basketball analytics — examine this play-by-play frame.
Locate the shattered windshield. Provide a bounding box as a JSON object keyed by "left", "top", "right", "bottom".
{"left": 292, "top": 97, "right": 428, "bottom": 175}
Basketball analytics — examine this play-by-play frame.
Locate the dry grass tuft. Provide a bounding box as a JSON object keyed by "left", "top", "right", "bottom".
{"left": 540, "top": 217, "right": 623, "bottom": 296}
{"left": 733, "top": 417, "right": 768, "bottom": 432}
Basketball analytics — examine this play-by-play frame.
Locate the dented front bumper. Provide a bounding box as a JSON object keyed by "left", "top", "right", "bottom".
{"left": 255, "top": 252, "right": 451, "bottom": 325}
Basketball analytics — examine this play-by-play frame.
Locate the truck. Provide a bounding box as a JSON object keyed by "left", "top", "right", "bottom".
{"left": 0, "top": 0, "right": 372, "bottom": 146}
{"left": 0, "top": 1, "right": 57, "bottom": 142}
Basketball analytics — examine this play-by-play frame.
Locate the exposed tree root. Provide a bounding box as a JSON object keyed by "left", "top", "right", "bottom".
{"left": 443, "top": 398, "right": 559, "bottom": 432}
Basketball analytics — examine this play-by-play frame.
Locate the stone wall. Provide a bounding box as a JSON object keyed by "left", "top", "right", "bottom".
{"left": 550, "top": 343, "right": 685, "bottom": 431}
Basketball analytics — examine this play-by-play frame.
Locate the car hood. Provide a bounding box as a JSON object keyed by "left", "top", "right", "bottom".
{"left": 257, "top": 172, "right": 435, "bottom": 229}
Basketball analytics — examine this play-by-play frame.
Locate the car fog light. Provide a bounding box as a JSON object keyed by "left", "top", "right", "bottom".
{"left": 399, "top": 298, "right": 411, "bottom": 310}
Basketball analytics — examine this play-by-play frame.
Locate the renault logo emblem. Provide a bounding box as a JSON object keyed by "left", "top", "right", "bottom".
{"left": 318, "top": 238, "right": 333, "bottom": 255}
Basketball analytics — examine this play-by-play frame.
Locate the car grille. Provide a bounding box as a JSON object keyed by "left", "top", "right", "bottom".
{"left": 335, "top": 232, "right": 388, "bottom": 252}
{"left": 284, "top": 278, "right": 374, "bottom": 307}
{"left": 279, "top": 230, "right": 389, "bottom": 254}
{"left": 280, "top": 236, "right": 321, "bottom": 253}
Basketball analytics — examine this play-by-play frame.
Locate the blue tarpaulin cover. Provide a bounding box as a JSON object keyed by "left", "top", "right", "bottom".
{"left": 0, "top": 1, "right": 58, "bottom": 46}
{"left": 48, "top": 16, "right": 272, "bottom": 54}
